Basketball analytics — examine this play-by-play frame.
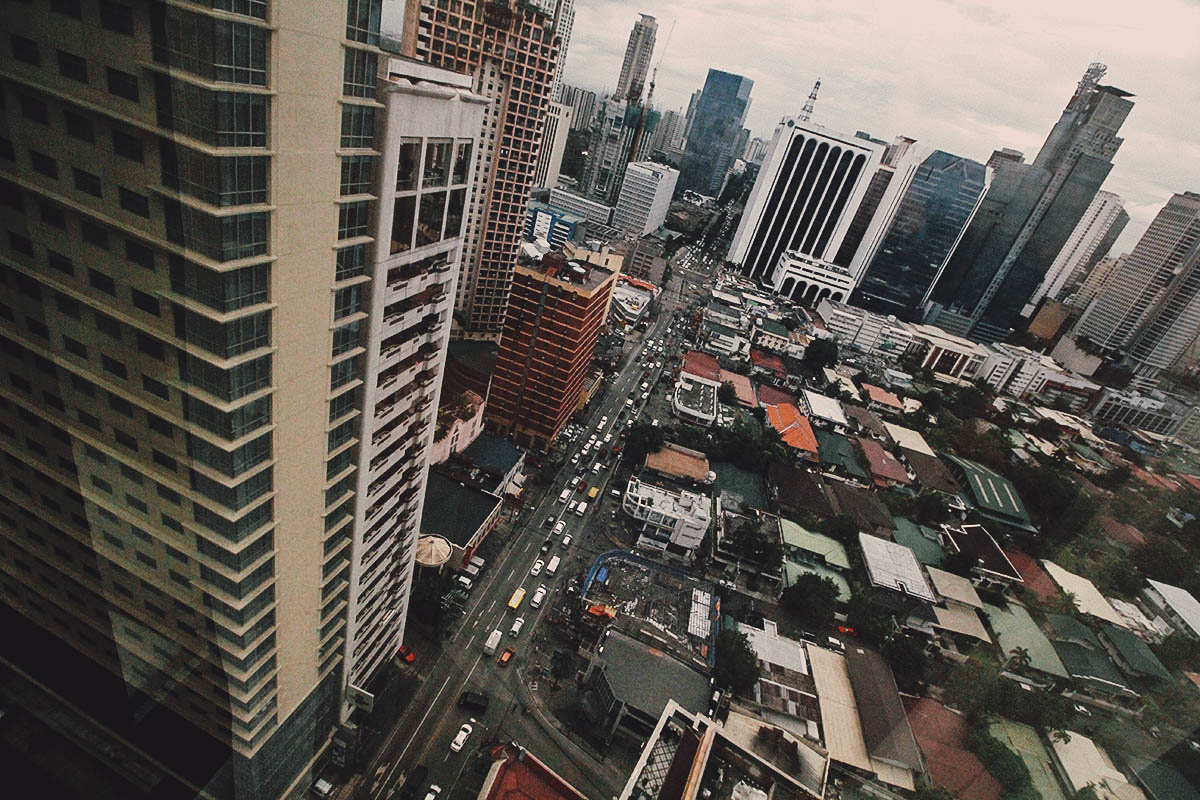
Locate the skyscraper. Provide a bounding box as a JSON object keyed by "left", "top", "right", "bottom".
{"left": 486, "top": 250, "right": 617, "bottom": 450}
{"left": 832, "top": 135, "right": 918, "bottom": 269}
{"left": 1028, "top": 190, "right": 1126, "bottom": 310}
{"left": 677, "top": 70, "right": 754, "bottom": 197}
{"left": 558, "top": 83, "right": 599, "bottom": 132}
{"left": 613, "top": 162, "right": 680, "bottom": 236}
{"left": 728, "top": 118, "right": 881, "bottom": 291}
{"left": 616, "top": 14, "right": 657, "bottom": 103}
{"left": 1074, "top": 192, "right": 1200, "bottom": 379}
{"left": 924, "top": 63, "right": 1134, "bottom": 341}
{"left": 0, "top": 3, "right": 480, "bottom": 798}
{"left": 851, "top": 150, "right": 988, "bottom": 320}
{"left": 534, "top": 101, "right": 572, "bottom": 189}
{"left": 551, "top": 0, "right": 576, "bottom": 102}
{"left": 402, "top": 0, "right": 563, "bottom": 339}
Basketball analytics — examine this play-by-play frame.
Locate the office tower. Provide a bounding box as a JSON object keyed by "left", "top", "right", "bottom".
{"left": 678, "top": 70, "right": 754, "bottom": 196}
{"left": 534, "top": 101, "right": 572, "bottom": 189}
{"left": 578, "top": 96, "right": 657, "bottom": 204}
{"left": 683, "top": 88, "right": 703, "bottom": 141}
{"left": 831, "top": 135, "right": 919, "bottom": 269}
{"left": 403, "top": 0, "right": 562, "bottom": 339}
{"left": 616, "top": 14, "right": 657, "bottom": 102}
{"left": 551, "top": 0, "right": 575, "bottom": 102}
{"left": 924, "top": 63, "right": 1134, "bottom": 341}
{"left": 558, "top": 83, "right": 598, "bottom": 132}
{"left": 0, "top": 2, "right": 478, "bottom": 797}
{"left": 1029, "top": 190, "right": 1126, "bottom": 309}
{"left": 728, "top": 118, "right": 881, "bottom": 289}
{"left": 850, "top": 151, "right": 989, "bottom": 320}
{"left": 485, "top": 251, "right": 617, "bottom": 450}
{"left": 1074, "top": 192, "right": 1200, "bottom": 379}
{"left": 650, "top": 108, "right": 684, "bottom": 157}
{"left": 744, "top": 137, "right": 770, "bottom": 165}
{"left": 1070, "top": 253, "right": 1125, "bottom": 310}
{"left": 986, "top": 147, "right": 1025, "bottom": 171}
{"left": 613, "top": 162, "right": 680, "bottom": 236}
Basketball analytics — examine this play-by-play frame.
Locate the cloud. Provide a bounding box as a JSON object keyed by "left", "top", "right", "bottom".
{"left": 561, "top": 0, "right": 1200, "bottom": 248}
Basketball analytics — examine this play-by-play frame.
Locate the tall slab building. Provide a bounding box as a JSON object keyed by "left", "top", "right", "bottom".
{"left": 1030, "top": 190, "right": 1127, "bottom": 308}
{"left": 0, "top": 1, "right": 483, "bottom": 797}
{"left": 924, "top": 64, "right": 1133, "bottom": 341}
{"left": 401, "top": 0, "right": 563, "bottom": 339}
{"left": 616, "top": 13, "right": 657, "bottom": 103}
{"left": 677, "top": 69, "right": 754, "bottom": 197}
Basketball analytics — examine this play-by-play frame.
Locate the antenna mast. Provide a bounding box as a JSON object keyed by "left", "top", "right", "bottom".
{"left": 799, "top": 78, "right": 821, "bottom": 122}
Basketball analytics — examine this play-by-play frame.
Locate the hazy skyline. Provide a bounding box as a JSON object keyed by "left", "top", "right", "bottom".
{"left": 560, "top": 0, "right": 1200, "bottom": 252}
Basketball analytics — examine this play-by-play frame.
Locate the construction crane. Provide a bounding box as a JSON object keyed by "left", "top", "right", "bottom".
{"left": 799, "top": 78, "right": 821, "bottom": 122}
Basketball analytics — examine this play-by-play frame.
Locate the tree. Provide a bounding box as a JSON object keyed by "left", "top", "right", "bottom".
{"left": 625, "top": 420, "right": 666, "bottom": 467}
{"left": 1007, "top": 646, "right": 1032, "bottom": 672}
{"left": 913, "top": 492, "right": 951, "bottom": 525}
{"left": 714, "top": 629, "right": 761, "bottom": 695}
{"left": 883, "top": 635, "right": 929, "bottom": 693}
{"left": 780, "top": 573, "right": 840, "bottom": 631}
{"left": 718, "top": 381, "right": 739, "bottom": 405}
{"left": 845, "top": 590, "right": 893, "bottom": 645}
{"left": 819, "top": 515, "right": 859, "bottom": 546}
{"left": 803, "top": 338, "right": 838, "bottom": 372}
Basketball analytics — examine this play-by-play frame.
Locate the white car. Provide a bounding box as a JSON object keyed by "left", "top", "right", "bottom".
{"left": 510, "top": 617, "right": 525, "bottom": 637}
{"left": 570, "top": 453, "right": 580, "bottom": 464}
{"left": 553, "top": 520, "right": 566, "bottom": 536}
{"left": 531, "top": 585, "right": 548, "bottom": 608}
{"left": 450, "top": 721, "right": 474, "bottom": 752}
{"left": 423, "top": 787, "right": 442, "bottom": 800}
{"left": 530, "top": 559, "right": 544, "bottom": 576}
{"left": 561, "top": 533, "right": 573, "bottom": 547}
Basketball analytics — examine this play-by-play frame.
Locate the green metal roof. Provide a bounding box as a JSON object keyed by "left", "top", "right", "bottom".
{"left": 779, "top": 519, "right": 851, "bottom": 570}
{"left": 782, "top": 560, "right": 851, "bottom": 603}
{"left": 942, "top": 453, "right": 1034, "bottom": 529}
{"left": 1045, "top": 613, "right": 1102, "bottom": 648}
{"left": 815, "top": 429, "right": 869, "bottom": 480}
{"left": 890, "top": 516, "right": 946, "bottom": 566}
{"left": 1053, "top": 640, "right": 1132, "bottom": 694}
{"left": 982, "top": 603, "right": 1069, "bottom": 679}
{"left": 1102, "top": 623, "right": 1171, "bottom": 680}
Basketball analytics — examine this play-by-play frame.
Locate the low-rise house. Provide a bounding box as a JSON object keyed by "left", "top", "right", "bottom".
{"left": 802, "top": 389, "right": 849, "bottom": 430}
{"left": 420, "top": 471, "right": 504, "bottom": 564}
{"left": 844, "top": 404, "right": 889, "bottom": 440}
{"left": 623, "top": 477, "right": 713, "bottom": 561}
{"left": 982, "top": 602, "right": 1069, "bottom": 687}
{"left": 752, "top": 317, "right": 793, "bottom": 352}
{"left": 902, "top": 448, "right": 963, "bottom": 497}
{"left": 891, "top": 516, "right": 946, "bottom": 566}
{"left": 719, "top": 369, "right": 757, "bottom": 408}
{"left": 858, "top": 437, "right": 913, "bottom": 489}
{"left": 904, "top": 696, "right": 1003, "bottom": 800}
{"left": 1099, "top": 623, "right": 1171, "bottom": 683}
{"left": 644, "top": 442, "right": 714, "bottom": 485}
{"left": 861, "top": 383, "right": 905, "bottom": 416}
{"left": 703, "top": 321, "right": 749, "bottom": 357}
{"left": 766, "top": 462, "right": 835, "bottom": 519}
{"left": 1143, "top": 579, "right": 1200, "bottom": 640}
{"left": 780, "top": 518, "right": 851, "bottom": 602}
{"left": 941, "top": 453, "right": 1037, "bottom": 533}
{"left": 737, "top": 619, "right": 820, "bottom": 725}
{"left": 815, "top": 429, "right": 870, "bottom": 484}
{"left": 1046, "top": 614, "right": 1139, "bottom": 703}
{"left": 882, "top": 422, "right": 934, "bottom": 456}
{"left": 827, "top": 482, "right": 894, "bottom": 536}
{"left": 750, "top": 348, "right": 787, "bottom": 381}
{"left": 859, "top": 533, "right": 935, "bottom": 606}
{"left": 1042, "top": 560, "right": 1128, "bottom": 628}
{"left": 763, "top": 403, "right": 820, "bottom": 463}
{"left": 1047, "top": 730, "right": 1148, "bottom": 800}
{"left": 940, "top": 524, "right": 1023, "bottom": 592}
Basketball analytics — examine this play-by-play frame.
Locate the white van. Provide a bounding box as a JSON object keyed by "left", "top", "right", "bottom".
{"left": 484, "top": 629, "right": 502, "bottom": 655}
{"left": 546, "top": 556, "right": 560, "bottom": 575}
{"left": 558, "top": 489, "right": 570, "bottom": 503}
{"left": 456, "top": 575, "right": 473, "bottom": 591}
{"left": 575, "top": 501, "right": 587, "bottom": 517}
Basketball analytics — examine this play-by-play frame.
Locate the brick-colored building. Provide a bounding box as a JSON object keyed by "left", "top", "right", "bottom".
{"left": 486, "top": 251, "right": 616, "bottom": 449}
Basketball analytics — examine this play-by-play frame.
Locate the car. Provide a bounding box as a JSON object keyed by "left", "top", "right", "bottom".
{"left": 457, "top": 691, "right": 489, "bottom": 713}
{"left": 397, "top": 645, "right": 416, "bottom": 663}
{"left": 510, "top": 617, "right": 525, "bottom": 637}
{"left": 540, "top": 538, "right": 553, "bottom": 554}
{"left": 552, "top": 520, "right": 565, "bottom": 536}
{"left": 497, "top": 646, "right": 516, "bottom": 666}
{"left": 423, "top": 786, "right": 442, "bottom": 800}
{"left": 577, "top": 479, "right": 587, "bottom": 491}
{"left": 530, "top": 560, "right": 544, "bottom": 576}
{"left": 543, "top": 515, "right": 555, "bottom": 528}
{"left": 450, "top": 721, "right": 474, "bottom": 752}
{"left": 1073, "top": 703, "right": 1093, "bottom": 717}
{"left": 561, "top": 533, "right": 573, "bottom": 547}
{"left": 531, "top": 585, "right": 548, "bottom": 608}
{"left": 570, "top": 453, "right": 579, "bottom": 464}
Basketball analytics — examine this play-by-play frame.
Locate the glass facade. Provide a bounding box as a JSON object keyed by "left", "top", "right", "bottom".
{"left": 677, "top": 69, "right": 753, "bottom": 196}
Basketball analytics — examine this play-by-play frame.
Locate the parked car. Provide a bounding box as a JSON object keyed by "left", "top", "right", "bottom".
{"left": 397, "top": 645, "right": 416, "bottom": 663}
{"left": 510, "top": 617, "right": 524, "bottom": 637}
{"left": 422, "top": 786, "right": 441, "bottom": 800}
{"left": 561, "top": 533, "right": 573, "bottom": 547}
{"left": 450, "top": 722, "right": 474, "bottom": 752}
{"left": 457, "top": 691, "right": 489, "bottom": 714}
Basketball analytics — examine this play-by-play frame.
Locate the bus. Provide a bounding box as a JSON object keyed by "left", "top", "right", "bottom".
{"left": 507, "top": 587, "right": 526, "bottom": 611}
{"left": 587, "top": 486, "right": 600, "bottom": 500}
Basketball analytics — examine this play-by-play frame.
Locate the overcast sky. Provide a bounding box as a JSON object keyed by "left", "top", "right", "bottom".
{"left": 559, "top": 0, "right": 1200, "bottom": 251}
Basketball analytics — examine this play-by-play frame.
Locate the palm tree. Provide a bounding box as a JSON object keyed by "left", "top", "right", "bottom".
{"left": 1007, "top": 646, "right": 1032, "bottom": 672}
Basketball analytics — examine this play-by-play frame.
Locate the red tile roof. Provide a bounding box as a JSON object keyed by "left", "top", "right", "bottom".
{"left": 1178, "top": 474, "right": 1200, "bottom": 493}
{"left": 682, "top": 350, "right": 721, "bottom": 382}
{"left": 718, "top": 369, "right": 756, "bottom": 407}
{"left": 1130, "top": 465, "right": 1179, "bottom": 492}
{"left": 862, "top": 383, "right": 904, "bottom": 410}
{"left": 903, "top": 696, "right": 1002, "bottom": 800}
{"left": 479, "top": 743, "right": 591, "bottom": 800}
{"left": 858, "top": 438, "right": 912, "bottom": 487}
{"left": 1096, "top": 515, "right": 1147, "bottom": 549}
{"left": 750, "top": 348, "right": 787, "bottom": 376}
{"left": 1005, "top": 549, "right": 1059, "bottom": 603}
{"left": 764, "top": 403, "right": 819, "bottom": 456}
{"left": 757, "top": 383, "right": 796, "bottom": 407}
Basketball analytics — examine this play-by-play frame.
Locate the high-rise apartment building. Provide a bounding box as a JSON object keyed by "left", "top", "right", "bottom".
{"left": 558, "top": 83, "right": 598, "bottom": 132}
{"left": 1031, "top": 190, "right": 1127, "bottom": 308}
{"left": 1070, "top": 253, "right": 1125, "bottom": 310}
{"left": 550, "top": 0, "right": 575, "bottom": 102}
{"left": 1074, "top": 192, "right": 1200, "bottom": 378}
{"left": 485, "top": 250, "right": 617, "bottom": 450}
{"left": 402, "top": 0, "right": 562, "bottom": 339}
{"left": 613, "top": 162, "right": 679, "bottom": 237}
{"left": 649, "top": 108, "right": 684, "bottom": 158}
{"left": 727, "top": 118, "right": 881, "bottom": 294}
{"left": 577, "top": 96, "right": 657, "bottom": 204}
{"left": 924, "top": 63, "right": 1133, "bottom": 341}
{"left": 851, "top": 150, "right": 988, "bottom": 320}
{"left": 677, "top": 70, "right": 754, "bottom": 197}
{"left": 744, "top": 137, "right": 770, "bottom": 165}
{"left": 0, "top": 2, "right": 480, "bottom": 798}
{"left": 616, "top": 14, "right": 657, "bottom": 103}
{"left": 534, "top": 101, "right": 572, "bottom": 189}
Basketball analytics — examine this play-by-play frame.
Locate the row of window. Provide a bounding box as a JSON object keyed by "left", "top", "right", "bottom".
{"left": 151, "top": 5, "right": 269, "bottom": 86}
{"left": 162, "top": 146, "right": 269, "bottom": 208}
{"left": 9, "top": 35, "right": 140, "bottom": 101}
{"left": 155, "top": 76, "right": 267, "bottom": 148}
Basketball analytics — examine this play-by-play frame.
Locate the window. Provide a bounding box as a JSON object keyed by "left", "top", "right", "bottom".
{"left": 335, "top": 244, "right": 367, "bottom": 281}
{"left": 338, "top": 201, "right": 370, "bottom": 240}
{"left": 73, "top": 168, "right": 102, "bottom": 198}
{"left": 213, "top": 0, "right": 267, "bottom": 19}
{"left": 0, "top": 139, "right": 13, "bottom": 161}
{"left": 125, "top": 493, "right": 147, "bottom": 513}
{"left": 119, "top": 188, "right": 150, "bottom": 217}
{"left": 219, "top": 156, "right": 267, "bottom": 206}
{"left": 142, "top": 375, "right": 170, "bottom": 400}
{"left": 422, "top": 140, "right": 452, "bottom": 187}
{"left": 100, "top": 1, "right": 135, "bottom": 35}
{"left": 40, "top": 202, "right": 66, "bottom": 229}
{"left": 11, "top": 35, "right": 40, "bottom": 66}
{"left": 164, "top": 203, "right": 268, "bottom": 262}
{"left": 107, "top": 67, "right": 140, "bottom": 101}
{"left": 81, "top": 219, "right": 109, "bottom": 249}
{"left": 215, "top": 92, "right": 266, "bottom": 146}
{"left": 126, "top": 240, "right": 155, "bottom": 270}
{"left": 179, "top": 353, "right": 271, "bottom": 401}
{"left": 64, "top": 111, "right": 94, "bottom": 142}
{"left": 395, "top": 140, "right": 420, "bottom": 191}
{"left": 50, "top": 0, "right": 82, "bottom": 18}
{"left": 57, "top": 50, "right": 88, "bottom": 83}
{"left": 132, "top": 290, "right": 160, "bottom": 316}
{"left": 177, "top": 308, "right": 270, "bottom": 358}
{"left": 101, "top": 355, "right": 128, "bottom": 379}
{"left": 332, "top": 321, "right": 361, "bottom": 356}
{"left": 340, "top": 104, "right": 375, "bottom": 149}
{"left": 340, "top": 156, "right": 373, "bottom": 196}
{"left": 20, "top": 95, "right": 48, "bottom": 124}
{"left": 63, "top": 336, "right": 87, "bottom": 358}
{"left": 342, "top": 49, "right": 377, "bottom": 99}
{"left": 10, "top": 232, "right": 34, "bottom": 256}
{"left": 108, "top": 393, "right": 134, "bottom": 417}
{"left": 389, "top": 195, "right": 416, "bottom": 253}
{"left": 213, "top": 20, "right": 267, "bottom": 85}
{"left": 446, "top": 188, "right": 466, "bottom": 237}
{"left": 330, "top": 356, "right": 359, "bottom": 390}
{"left": 346, "top": 0, "right": 382, "bottom": 45}
{"left": 188, "top": 433, "right": 271, "bottom": 479}
{"left": 112, "top": 130, "right": 144, "bottom": 162}
{"left": 30, "top": 151, "right": 58, "bottom": 179}
{"left": 333, "top": 286, "right": 362, "bottom": 320}
{"left": 170, "top": 259, "right": 268, "bottom": 312}
{"left": 452, "top": 141, "right": 472, "bottom": 184}
{"left": 137, "top": 332, "right": 164, "bottom": 359}
{"left": 329, "top": 388, "right": 358, "bottom": 422}
{"left": 183, "top": 394, "right": 270, "bottom": 440}
{"left": 89, "top": 270, "right": 117, "bottom": 296}
{"left": 417, "top": 191, "right": 447, "bottom": 246}
{"left": 152, "top": 449, "right": 176, "bottom": 471}
{"left": 55, "top": 293, "right": 80, "bottom": 318}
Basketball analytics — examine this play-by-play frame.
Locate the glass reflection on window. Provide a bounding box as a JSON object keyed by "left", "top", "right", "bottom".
{"left": 423, "top": 139, "right": 452, "bottom": 188}
{"left": 452, "top": 141, "right": 472, "bottom": 185}
{"left": 446, "top": 188, "right": 466, "bottom": 238}
{"left": 390, "top": 195, "right": 416, "bottom": 253}
{"left": 417, "top": 191, "right": 446, "bottom": 247}
{"left": 396, "top": 140, "right": 420, "bottom": 192}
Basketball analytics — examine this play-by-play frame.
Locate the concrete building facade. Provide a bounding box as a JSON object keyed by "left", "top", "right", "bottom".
{"left": 533, "top": 100, "right": 572, "bottom": 189}
{"left": 1032, "top": 190, "right": 1127, "bottom": 308}
{"left": 615, "top": 14, "right": 657, "bottom": 103}
{"left": 612, "top": 161, "right": 679, "bottom": 237}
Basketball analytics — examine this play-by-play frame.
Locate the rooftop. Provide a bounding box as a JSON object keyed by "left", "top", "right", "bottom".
{"left": 883, "top": 422, "right": 934, "bottom": 456}
{"left": 757, "top": 383, "right": 796, "bottom": 407}
{"left": 712, "top": 461, "right": 768, "bottom": 512}
{"left": 767, "top": 463, "right": 834, "bottom": 518}
{"left": 843, "top": 644, "right": 923, "bottom": 772}
{"left": 987, "top": 718, "right": 1067, "bottom": 800}
{"left": 941, "top": 524, "right": 1023, "bottom": 583}
{"left": 780, "top": 519, "right": 851, "bottom": 570}
{"left": 782, "top": 561, "right": 851, "bottom": 602}
{"left": 1147, "top": 579, "right": 1200, "bottom": 638}
{"left": 682, "top": 350, "right": 722, "bottom": 382}
{"left": 420, "top": 471, "right": 502, "bottom": 547}
{"left": 1048, "top": 730, "right": 1145, "bottom": 800}
{"left": 719, "top": 370, "right": 757, "bottom": 407}
{"left": 750, "top": 349, "right": 787, "bottom": 375}
{"left": 1052, "top": 641, "right": 1133, "bottom": 695}
{"left": 645, "top": 442, "right": 712, "bottom": 483}
{"left": 903, "top": 696, "right": 1002, "bottom": 800}
{"left": 802, "top": 390, "right": 849, "bottom": 427}
{"left": 461, "top": 433, "right": 523, "bottom": 477}
{"left": 861, "top": 383, "right": 904, "bottom": 410}
{"left": 738, "top": 619, "right": 807, "bottom": 675}
{"left": 758, "top": 318, "right": 790, "bottom": 337}
{"left": 932, "top": 604, "right": 991, "bottom": 642}
{"left": 598, "top": 629, "right": 712, "bottom": 721}
{"left": 859, "top": 533, "right": 935, "bottom": 602}
{"left": 814, "top": 429, "right": 869, "bottom": 480}
{"left": 827, "top": 482, "right": 894, "bottom": 534}
{"left": 478, "top": 743, "right": 592, "bottom": 800}
{"left": 927, "top": 567, "right": 984, "bottom": 608}
{"left": 890, "top": 517, "right": 946, "bottom": 566}
{"left": 764, "top": 404, "right": 819, "bottom": 456}
{"left": 519, "top": 249, "right": 616, "bottom": 292}
{"left": 858, "top": 437, "right": 912, "bottom": 486}
{"left": 1042, "top": 561, "right": 1126, "bottom": 627}
{"left": 901, "top": 448, "right": 962, "bottom": 495}
{"left": 941, "top": 454, "right": 1034, "bottom": 530}
{"left": 1005, "top": 549, "right": 1059, "bottom": 602}
{"left": 981, "top": 602, "right": 1069, "bottom": 679}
